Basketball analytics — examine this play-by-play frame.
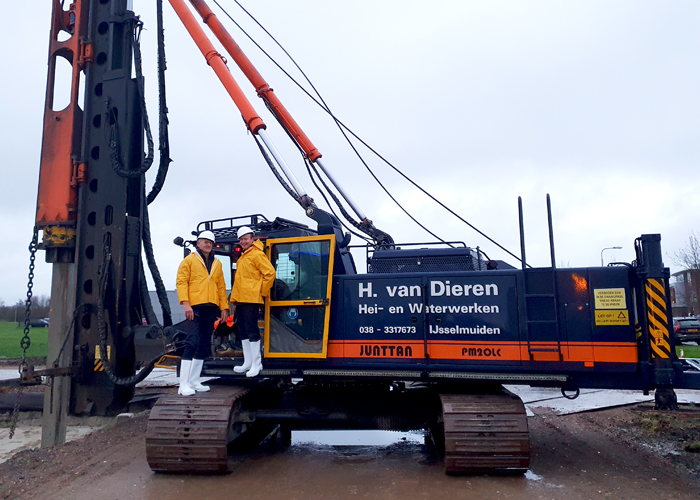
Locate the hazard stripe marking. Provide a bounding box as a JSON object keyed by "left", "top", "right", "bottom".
{"left": 650, "top": 341, "right": 669, "bottom": 359}
{"left": 645, "top": 279, "right": 670, "bottom": 359}
{"left": 647, "top": 313, "right": 667, "bottom": 332}
{"left": 648, "top": 278, "right": 665, "bottom": 295}
{"left": 645, "top": 296, "right": 666, "bottom": 322}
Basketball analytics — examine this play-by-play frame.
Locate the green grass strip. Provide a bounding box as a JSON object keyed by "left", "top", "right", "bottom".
{"left": 0, "top": 321, "right": 48, "bottom": 359}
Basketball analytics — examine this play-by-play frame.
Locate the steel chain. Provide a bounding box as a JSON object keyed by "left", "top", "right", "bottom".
{"left": 9, "top": 227, "right": 39, "bottom": 439}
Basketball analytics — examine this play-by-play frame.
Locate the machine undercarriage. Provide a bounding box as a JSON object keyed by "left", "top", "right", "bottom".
{"left": 146, "top": 379, "right": 529, "bottom": 474}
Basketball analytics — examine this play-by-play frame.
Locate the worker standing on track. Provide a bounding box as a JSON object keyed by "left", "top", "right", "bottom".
{"left": 176, "top": 230, "right": 230, "bottom": 395}
{"left": 231, "top": 226, "right": 276, "bottom": 378}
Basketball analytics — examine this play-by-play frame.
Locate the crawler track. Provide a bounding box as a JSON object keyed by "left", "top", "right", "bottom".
{"left": 440, "top": 391, "right": 530, "bottom": 474}
{"left": 146, "top": 386, "right": 249, "bottom": 472}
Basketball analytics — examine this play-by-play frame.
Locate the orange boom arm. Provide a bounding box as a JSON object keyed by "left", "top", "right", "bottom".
{"left": 167, "top": 0, "right": 265, "bottom": 134}
{"left": 189, "top": 0, "right": 321, "bottom": 162}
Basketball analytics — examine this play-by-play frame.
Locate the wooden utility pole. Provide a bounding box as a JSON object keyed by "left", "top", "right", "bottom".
{"left": 41, "top": 263, "right": 76, "bottom": 447}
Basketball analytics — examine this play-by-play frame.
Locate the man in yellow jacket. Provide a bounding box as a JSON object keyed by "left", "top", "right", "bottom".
{"left": 230, "top": 226, "right": 276, "bottom": 377}
{"left": 176, "top": 230, "right": 229, "bottom": 395}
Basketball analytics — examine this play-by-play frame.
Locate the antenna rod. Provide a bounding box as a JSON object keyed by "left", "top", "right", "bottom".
{"left": 547, "top": 194, "right": 556, "bottom": 268}
{"left": 518, "top": 196, "right": 526, "bottom": 270}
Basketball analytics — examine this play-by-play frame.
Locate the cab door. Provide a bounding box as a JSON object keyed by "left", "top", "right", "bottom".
{"left": 264, "top": 235, "right": 336, "bottom": 358}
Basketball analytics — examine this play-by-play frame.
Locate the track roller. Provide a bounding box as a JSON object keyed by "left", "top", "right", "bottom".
{"left": 440, "top": 389, "right": 530, "bottom": 474}
{"left": 146, "top": 386, "right": 249, "bottom": 472}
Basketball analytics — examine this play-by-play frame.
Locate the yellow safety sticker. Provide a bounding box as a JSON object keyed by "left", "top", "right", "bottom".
{"left": 94, "top": 345, "right": 112, "bottom": 361}
{"left": 594, "top": 288, "right": 626, "bottom": 309}
{"left": 595, "top": 309, "right": 629, "bottom": 326}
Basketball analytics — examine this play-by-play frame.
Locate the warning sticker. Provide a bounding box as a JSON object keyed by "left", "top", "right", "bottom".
{"left": 595, "top": 309, "right": 629, "bottom": 326}
{"left": 95, "top": 345, "right": 111, "bottom": 361}
{"left": 594, "top": 288, "right": 626, "bottom": 309}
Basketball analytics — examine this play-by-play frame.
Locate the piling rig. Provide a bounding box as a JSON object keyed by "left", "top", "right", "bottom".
{"left": 23, "top": 0, "right": 700, "bottom": 472}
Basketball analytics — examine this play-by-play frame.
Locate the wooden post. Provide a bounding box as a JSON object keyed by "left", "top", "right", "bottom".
{"left": 41, "top": 262, "right": 76, "bottom": 447}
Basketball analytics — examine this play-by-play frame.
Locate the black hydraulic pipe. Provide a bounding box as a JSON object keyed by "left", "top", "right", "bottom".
{"left": 0, "top": 393, "right": 44, "bottom": 412}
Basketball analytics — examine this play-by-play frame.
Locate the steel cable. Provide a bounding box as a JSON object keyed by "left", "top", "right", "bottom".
{"left": 214, "top": 1, "right": 524, "bottom": 262}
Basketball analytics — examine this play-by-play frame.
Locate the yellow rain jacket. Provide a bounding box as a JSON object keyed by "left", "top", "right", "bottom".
{"left": 176, "top": 251, "right": 229, "bottom": 310}
{"left": 230, "top": 239, "right": 276, "bottom": 304}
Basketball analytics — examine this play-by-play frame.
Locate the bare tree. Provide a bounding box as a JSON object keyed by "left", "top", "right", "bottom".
{"left": 672, "top": 231, "right": 700, "bottom": 315}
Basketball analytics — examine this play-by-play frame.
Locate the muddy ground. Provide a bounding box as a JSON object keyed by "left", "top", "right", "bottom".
{"left": 0, "top": 398, "right": 699, "bottom": 500}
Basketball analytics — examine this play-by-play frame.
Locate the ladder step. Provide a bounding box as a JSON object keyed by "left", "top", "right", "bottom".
{"left": 526, "top": 320, "right": 558, "bottom": 324}
{"left": 525, "top": 293, "right": 555, "bottom": 298}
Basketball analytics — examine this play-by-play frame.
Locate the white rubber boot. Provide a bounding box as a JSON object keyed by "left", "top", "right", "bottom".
{"left": 178, "top": 359, "right": 195, "bottom": 396}
{"left": 234, "top": 340, "right": 252, "bottom": 373}
{"left": 246, "top": 341, "right": 263, "bottom": 378}
{"left": 189, "top": 359, "right": 210, "bottom": 392}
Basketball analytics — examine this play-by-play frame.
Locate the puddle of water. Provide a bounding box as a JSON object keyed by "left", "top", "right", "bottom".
{"left": 524, "top": 470, "right": 542, "bottom": 481}
{"left": 525, "top": 470, "right": 566, "bottom": 489}
{"left": 292, "top": 429, "right": 424, "bottom": 446}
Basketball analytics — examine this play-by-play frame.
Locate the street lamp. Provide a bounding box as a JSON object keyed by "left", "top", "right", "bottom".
{"left": 601, "top": 246, "right": 622, "bottom": 266}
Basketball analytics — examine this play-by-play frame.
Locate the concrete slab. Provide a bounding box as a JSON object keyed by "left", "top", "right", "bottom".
{"left": 0, "top": 425, "right": 96, "bottom": 464}
{"left": 0, "top": 367, "right": 213, "bottom": 388}
{"left": 526, "top": 389, "right": 653, "bottom": 415}
{"left": 0, "top": 369, "right": 23, "bottom": 381}
{"left": 134, "top": 367, "right": 216, "bottom": 388}
{"left": 506, "top": 385, "right": 700, "bottom": 415}
{"left": 506, "top": 386, "right": 603, "bottom": 404}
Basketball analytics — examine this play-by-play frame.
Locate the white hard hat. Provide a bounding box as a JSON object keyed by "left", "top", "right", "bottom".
{"left": 237, "top": 226, "right": 254, "bottom": 239}
{"left": 197, "top": 230, "right": 216, "bottom": 242}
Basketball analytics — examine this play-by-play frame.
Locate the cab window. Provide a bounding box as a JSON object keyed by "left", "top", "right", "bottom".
{"left": 270, "top": 240, "right": 331, "bottom": 301}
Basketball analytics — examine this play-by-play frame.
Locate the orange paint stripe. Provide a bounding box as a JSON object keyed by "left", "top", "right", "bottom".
{"left": 327, "top": 343, "right": 343, "bottom": 358}
{"left": 587, "top": 345, "right": 638, "bottom": 363}
{"left": 338, "top": 340, "right": 424, "bottom": 345}
{"left": 429, "top": 343, "right": 519, "bottom": 361}
{"left": 326, "top": 340, "right": 638, "bottom": 363}
{"left": 334, "top": 340, "right": 636, "bottom": 347}
{"left": 342, "top": 343, "right": 424, "bottom": 359}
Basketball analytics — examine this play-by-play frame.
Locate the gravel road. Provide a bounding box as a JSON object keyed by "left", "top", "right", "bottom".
{"left": 1, "top": 401, "right": 699, "bottom": 500}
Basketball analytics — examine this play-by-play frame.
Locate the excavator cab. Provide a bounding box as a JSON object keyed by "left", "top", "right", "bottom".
{"left": 264, "top": 234, "right": 336, "bottom": 358}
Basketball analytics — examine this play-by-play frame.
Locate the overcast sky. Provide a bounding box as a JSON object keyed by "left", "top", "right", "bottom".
{"left": 1, "top": 0, "right": 698, "bottom": 305}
